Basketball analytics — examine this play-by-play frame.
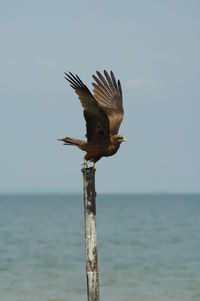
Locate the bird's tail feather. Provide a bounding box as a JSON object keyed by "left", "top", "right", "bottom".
{"left": 58, "top": 137, "right": 86, "bottom": 147}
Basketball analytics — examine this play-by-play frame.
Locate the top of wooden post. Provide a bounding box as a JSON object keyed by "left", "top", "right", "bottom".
{"left": 81, "top": 167, "right": 96, "bottom": 174}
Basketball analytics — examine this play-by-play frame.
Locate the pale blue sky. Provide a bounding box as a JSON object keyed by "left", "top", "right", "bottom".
{"left": 0, "top": 0, "right": 200, "bottom": 193}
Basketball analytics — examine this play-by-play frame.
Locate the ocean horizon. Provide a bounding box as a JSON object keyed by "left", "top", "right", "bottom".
{"left": 0, "top": 193, "right": 199, "bottom": 301}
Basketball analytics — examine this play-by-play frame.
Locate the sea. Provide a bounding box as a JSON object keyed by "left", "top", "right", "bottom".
{"left": 0, "top": 194, "right": 199, "bottom": 301}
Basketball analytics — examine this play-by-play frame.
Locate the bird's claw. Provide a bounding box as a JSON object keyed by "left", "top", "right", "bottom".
{"left": 82, "top": 160, "right": 88, "bottom": 171}
{"left": 82, "top": 160, "right": 96, "bottom": 172}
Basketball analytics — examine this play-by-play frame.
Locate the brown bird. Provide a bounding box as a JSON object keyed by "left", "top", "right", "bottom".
{"left": 58, "top": 70, "right": 126, "bottom": 170}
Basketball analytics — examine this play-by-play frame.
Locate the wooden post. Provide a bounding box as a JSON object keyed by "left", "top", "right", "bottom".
{"left": 82, "top": 167, "right": 100, "bottom": 301}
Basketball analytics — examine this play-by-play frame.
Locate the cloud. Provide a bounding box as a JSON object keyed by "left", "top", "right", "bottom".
{"left": 127, "top": 79, "right": 141, "bottom": 88}
{"left": 126, "top": 78, "right": 155, "bottom": 89}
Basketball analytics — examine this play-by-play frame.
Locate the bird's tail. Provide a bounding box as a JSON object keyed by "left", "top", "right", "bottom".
{"left": 58, "top": 137, "right": 86, "bottom": 148}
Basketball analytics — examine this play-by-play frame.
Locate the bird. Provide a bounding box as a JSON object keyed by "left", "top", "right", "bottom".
{"left": 58, "top": 70, "right": 126, "bottom": 170}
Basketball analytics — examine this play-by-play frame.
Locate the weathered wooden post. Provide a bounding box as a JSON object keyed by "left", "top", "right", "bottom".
{"left": 82, "top": 167, "right": 100, "bottom": 301}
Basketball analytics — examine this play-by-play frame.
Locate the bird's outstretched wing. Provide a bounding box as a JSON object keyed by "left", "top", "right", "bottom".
{"left": 92, "top": 70, "right": 124, "bottom": 136}
{"left": 65, "top": 72, "right": 110, "bottom": 145}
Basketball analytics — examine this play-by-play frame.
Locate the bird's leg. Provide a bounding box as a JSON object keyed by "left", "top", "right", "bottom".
{"left": 92, "top": 162, "right": 96, "bottom": 172}
{"left": 82, "top": 159, "right": 88, "bottom": 170}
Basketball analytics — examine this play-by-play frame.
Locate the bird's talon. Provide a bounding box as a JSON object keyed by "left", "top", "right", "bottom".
{"left": 82, "top": 160, "right": 88, "bottom": 170}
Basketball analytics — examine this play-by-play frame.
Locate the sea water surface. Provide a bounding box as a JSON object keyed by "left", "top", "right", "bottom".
{"left": 0, "top": 194, "right": 199, "bottom": 301}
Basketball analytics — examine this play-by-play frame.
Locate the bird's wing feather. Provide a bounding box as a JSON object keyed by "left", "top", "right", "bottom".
{"left": 92, "top": 70, "right": 124, "bottom": 136}
{"left": 65, "top": 72, "right": 110, "bottom": 145}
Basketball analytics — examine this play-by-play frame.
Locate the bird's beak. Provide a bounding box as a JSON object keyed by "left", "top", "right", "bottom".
{"left": 122, "top": 137, "right": 127, "bottom": 142}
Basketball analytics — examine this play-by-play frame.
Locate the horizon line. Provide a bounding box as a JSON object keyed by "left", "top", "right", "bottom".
{"left": 0, "top": 191, "right": 200, "bottom": 196}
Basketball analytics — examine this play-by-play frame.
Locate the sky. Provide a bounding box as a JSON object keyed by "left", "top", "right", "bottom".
{"left": 0, "top": 0, "right": 200, "bottom": 193}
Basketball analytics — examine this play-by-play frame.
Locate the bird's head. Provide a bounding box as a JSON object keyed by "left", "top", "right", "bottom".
{"left": 113, "top": 134, "right": 127, "bottom": 144}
